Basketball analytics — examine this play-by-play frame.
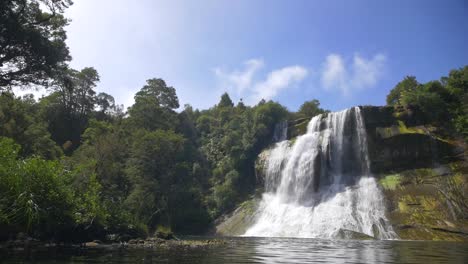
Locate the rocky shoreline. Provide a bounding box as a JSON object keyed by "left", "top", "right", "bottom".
{"left": 0, "top": 235, "right": 227, "bottom": 251}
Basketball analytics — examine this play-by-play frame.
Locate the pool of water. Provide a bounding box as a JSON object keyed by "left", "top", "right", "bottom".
{"left": 2, "top": 237, "right": 468, "bottom": 263}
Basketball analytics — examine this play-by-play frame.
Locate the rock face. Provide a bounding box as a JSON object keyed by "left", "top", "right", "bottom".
{"left": 378, "top": 167, "right": 468, "bottom": 241}
{"left": 360, "top": 106, "right": 461, "bottom": 173}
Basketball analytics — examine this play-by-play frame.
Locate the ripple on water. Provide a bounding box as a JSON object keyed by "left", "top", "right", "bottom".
{"left": 2, "top": 237, "right": 468, "bottom": 263}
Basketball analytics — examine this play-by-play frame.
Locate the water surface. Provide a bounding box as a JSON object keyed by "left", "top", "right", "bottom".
{"left": 2, "top": 237, "right": 468, "bottom": 263}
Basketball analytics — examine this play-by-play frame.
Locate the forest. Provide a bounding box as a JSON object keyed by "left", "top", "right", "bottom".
{"left": 0, "top": 0, "right": 467, "bottom": 242}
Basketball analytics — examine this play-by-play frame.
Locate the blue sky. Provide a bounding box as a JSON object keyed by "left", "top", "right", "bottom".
{"left": 61, "top": 0, "right": 468, "bottom": 111}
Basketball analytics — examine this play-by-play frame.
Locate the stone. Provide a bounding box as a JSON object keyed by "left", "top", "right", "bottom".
{"left": 84, "top": 241, "right": 99, "bottom": 247}
{"left": 336, "top": 229, "right": 375, "bottom": 240}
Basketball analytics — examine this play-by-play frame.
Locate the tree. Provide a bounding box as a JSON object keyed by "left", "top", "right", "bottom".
{"left": 386, "top": 76, "right": 420, "bottom": 105}
{"left": 0, "top": 92, "right": 61, "bottom": 158}
{"left": 218, "top": 92, "right": 234, "bottom": 108}
{"left": 128, "top": 78, "right": 179, "bottom": 131}
{"left": 399, "top": 83, "right": 446, "bottom": 123}
{"left": 0, "top": 0, "right": 72, "bottom": 88}
{"left": 445, "top": 66, "right": 468, "bottom": 140}
{"left": 53, "top": 67, "right": 99, "bottom": 118}
{"left": 134, "top": 78, "right": 179, "bottom": 109}
{"left": 43, "top": 67, "right": 100, "bottom": 151}
{"left": 125, "top": 129, "right": 186, "bottom": 228}
{"left": 297, "top": 99, "right": 327, "bottom": 119}
{"left": 96, "top": 92, "right": 115, "bottom": 114}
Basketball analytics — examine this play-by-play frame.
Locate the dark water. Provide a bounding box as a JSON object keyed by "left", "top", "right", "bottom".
{"left": 2, "top": 237, "right": 468, "bottom": 263}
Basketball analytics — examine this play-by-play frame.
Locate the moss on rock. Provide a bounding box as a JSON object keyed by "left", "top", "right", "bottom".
{"left": 380, "top": 174, "right": 402, "bottom": 190}
{"left": 379, "top": 163, "right": 468, "bottom": 241}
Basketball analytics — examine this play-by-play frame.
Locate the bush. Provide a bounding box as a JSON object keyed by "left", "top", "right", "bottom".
{"left": 0, "top": 137, "right": 74, "bottom": 239}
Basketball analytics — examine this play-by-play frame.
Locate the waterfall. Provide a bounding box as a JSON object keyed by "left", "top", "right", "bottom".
{"left": 244, "top": 107, "right": 397, "bottom": 239}
{"left": 272, "top": 120, "right": 288, "bottom": 143}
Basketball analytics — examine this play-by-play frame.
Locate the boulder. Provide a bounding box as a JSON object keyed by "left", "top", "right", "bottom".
{"left": 84, "top": 241, "right": 99, "bottom": 247}
{"left": 155, "top": 230, "right": 175, "bottom": 240}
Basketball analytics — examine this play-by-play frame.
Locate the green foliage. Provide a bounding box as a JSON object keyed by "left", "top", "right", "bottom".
{"left": 297, "top": 99, "right": 327, "bottom": 119}
{"left": 399, "top": 82, "right": 447, "bottom": 122}
{"left": 0, "top": 92, "right": 62, "bottom": 158}
{"left": 195, "top": 94, "right": 290, "bottom": 217}
{"left": 445, "top": 67, "right": 468, "bottom": 140}
{"left": 379, "top": 174, "right": 402, "bottom": 190}
{"left": 125, "top": 129, "right": 190, "bottom": 229}
{"left": 218, "top": 92, "right": 234, "bottom": 108}
{"left": 0, "top": 0, "right": 72, "bottom": 88}
{"left": 0, "top": 137, "right": 73, "bottom": 238}
{"left": 44, "top": 67, "right": 100, "bottom": 151}
{"left": 212, "top": 170, "right": 240, "bottom": 214}
{"left": 135, "top": 78, "right": 179, "bottom": 109}
{"left": 386, "top": 76, "right": 420, "bottom": 105}
{"left": 387, "top": 67, "right": 467, "bottom": 140}
{"left": 67, "top": 160, "right": 107, "bottom": 228}
{"left": 128, "top": 78, "right": 180, "bottom": 131}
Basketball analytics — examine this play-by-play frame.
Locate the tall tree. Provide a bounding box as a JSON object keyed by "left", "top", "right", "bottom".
{"left": 128, "top": 78, "right": 179, "bottom": 131}
{"left": 218, "top": 92, "right": 234, "bottom": 108}
{"left": 43, "top": 67, "right": 100, "bottom": 151}
{"left": 134, "top": 78, "right": 179, "bottom": 109}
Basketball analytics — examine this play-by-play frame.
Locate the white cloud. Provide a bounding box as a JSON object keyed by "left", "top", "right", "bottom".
{"left": 321, "top": 53, "right": 386, "bottom": 95}
{"left": 322, "top": 54, "right": 348, "bottom": 93}
{"left": 214, "top": 59, "right": 308, "bottom": 105}
{"left": 249, "top": 66, "right": 308, "bottom": 104}
{"left": 214, "top": 59, "right": 264, "bottom": 96}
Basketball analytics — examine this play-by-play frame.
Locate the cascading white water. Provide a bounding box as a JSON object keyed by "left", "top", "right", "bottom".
{"left": 272, "top": 120, "right": 288, "bottom": 143}
{"left": 244, "top": 107, "right": 397, "bottom": 239}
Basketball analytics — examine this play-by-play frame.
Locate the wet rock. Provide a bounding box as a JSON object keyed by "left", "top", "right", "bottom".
{"left": 84, "top": 241, "right": 99, "bottom": 247}
{"left": 155, "top": 230, "right": 174, "bottom": 240}
{"left": 337, "top": 229, "right": 376, "bottom": 240}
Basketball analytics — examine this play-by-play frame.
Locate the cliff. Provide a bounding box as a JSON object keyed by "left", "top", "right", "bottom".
{"left": 359, "top": 106, "right": 467, "bottom": 241}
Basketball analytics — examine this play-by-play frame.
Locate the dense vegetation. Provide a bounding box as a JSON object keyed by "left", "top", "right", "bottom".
{"left": 386, "top": 69, "right": 468, "bottom": 140}
{"left": 0, "top": 0, "right": 466, "bottom": 242}
{"left": 0, "top": 79, "right": 307, "bottom": 241}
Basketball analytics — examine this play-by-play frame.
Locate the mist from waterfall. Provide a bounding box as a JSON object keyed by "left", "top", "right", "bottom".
{"left": 244, "top": 107, "right": 397, "bottom": 239}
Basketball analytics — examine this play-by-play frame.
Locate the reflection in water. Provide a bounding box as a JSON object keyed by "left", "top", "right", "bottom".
{"left": 2, "top": 237, "right": 468, "bottom": 263}
{"left": 252, "top": 238, "right": 395, "bottom": 263}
